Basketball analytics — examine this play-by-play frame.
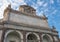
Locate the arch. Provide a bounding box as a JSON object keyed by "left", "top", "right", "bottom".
{"left": 4, "top": 30, "right": 23, "bottom": 42}
{"left": 54, "top": 36, "right": 58, "bottom": 42}
{"left": 26, "top": 32, "right": 40, "bottom": 42}
{"left": 42, "top": 34, "right": 53, "bottom": 42}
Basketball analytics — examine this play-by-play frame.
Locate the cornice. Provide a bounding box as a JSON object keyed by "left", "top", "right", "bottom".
{"left": 3, "top": 20, "right": 51, "bottom": 31}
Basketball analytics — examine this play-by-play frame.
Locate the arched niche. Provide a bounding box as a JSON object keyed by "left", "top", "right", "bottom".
{"left": 42, "top": 34, "right": 53, "bottom": 42}
{"left": 4, "top": 30, "right": 23, "bottom": 42}
{"left": 26, "top": 32, "right": 40, "bottom": 42}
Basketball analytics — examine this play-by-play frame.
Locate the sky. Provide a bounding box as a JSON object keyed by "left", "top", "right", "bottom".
{"left": 0, "top": 0, "right": 60, "bottom": 37}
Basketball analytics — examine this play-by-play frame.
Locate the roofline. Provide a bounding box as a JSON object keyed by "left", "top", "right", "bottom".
{"left": 20, "top": 5, "right": 36, "bottom": 11}
{"left": 4, "top": 7, "right": 48, "bottom": 20}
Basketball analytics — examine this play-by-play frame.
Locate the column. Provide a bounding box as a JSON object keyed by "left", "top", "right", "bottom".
{"left": 23, "top": 31, "right": 26, "bottom": 42}
{"left": 39, "top": 33, "right": 42, "bottom": 42}
{"left": 1, "top": 28, "right": 7, "bottom": 42}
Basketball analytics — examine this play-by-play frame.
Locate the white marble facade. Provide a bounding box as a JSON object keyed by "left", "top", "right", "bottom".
{"left": 0, "top": 5, "right": 59, "bottom": 42}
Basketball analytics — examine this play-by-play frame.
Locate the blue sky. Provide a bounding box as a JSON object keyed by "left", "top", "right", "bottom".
{"left": 0, "top": 0, "right": 60, "bottom": 37}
